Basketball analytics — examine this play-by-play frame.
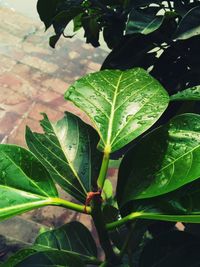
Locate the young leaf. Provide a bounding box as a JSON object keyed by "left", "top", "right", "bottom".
{"left": 117, "top": 113, "right": 200, "bottom": 206}
{"left": 0, "top": 145, "right": 58, "bottom": 221}
{"left": 170, "top": 85, "right": 200, "bottom": 101}
{"left": 26, "top": 112, "right": 102, "bottom": 204}
{"left": 34, "top": 221, "right": 98, "bottom": 261}
{"left": 65, "top": 68, "right": 169, "bottom": 153}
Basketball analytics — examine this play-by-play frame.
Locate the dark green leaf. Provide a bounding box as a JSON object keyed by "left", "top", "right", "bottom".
{"left": 15, "top": 250, "right": 84, "bottom": 267}
{"left": 37, "top": 0, "right": 59, "bottom": 29}
{"left": 170, "top": 85, "right": 200, "bottom": 101}
{"left": 0, "top": 145, "right": 58, "bottom": 221}
{"left": 65, "top": 68, "right": 169, "bottom": 153}
{"left": 139, "top": 231, "right": 200, "bottom": 267}
{"left": 126, "top": 8, "right": 163, "bottom": 35}
{"left": 1, "top": 248, "right": 37, "bottom": 267}
{"left": 175, "top": 6, "right": 200, "bottom": 40}
{"left": 82, "top": 16, "right": 100, "bottom": 47}
{"left": 117, "top": 113, "right": 200, "bottom": 206}
{"left": 26, "top": 112, "right": 102, "bottom": 204}
{"left": 34, "top": 221, "right": 97, "bottom": 261}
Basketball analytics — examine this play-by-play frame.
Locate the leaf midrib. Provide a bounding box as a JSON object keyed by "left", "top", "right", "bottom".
{"left": 105, "top": 73, "right": 123, "bottom": 151}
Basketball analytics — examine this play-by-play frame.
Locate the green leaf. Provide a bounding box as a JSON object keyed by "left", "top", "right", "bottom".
{"left": 65, "top": 68, "right": 169, "bottom": 153}
{"left": 139, "top": 231, "right": 200, "bottom": 267}
{"left": 117, "top": 113, "right": 200, "bottom": 206}
{"left": 0, "top": 145, "right": 58, "bottom": 221}
{"left": 126, "top": 8, "right": 163, "bottom": 35}
{"left": 14, "top": 250, "right": 84, "bottom": 267}
{"left": 102, "top": 179, "right": 113, "bottom": 200}
{"left": 37, "top": 0, "right": 59, "bottom": 29}
{"left": 3, "top": 222, "right": 98, "bottom": 266}
{"left": 170, "top": 85, "right": 200, "bottom": 101}
{"left": 34, "top": 221, "right": 97, "bottom": 262}
{"left": 1, "top": 248, "right": 38, "bottom": 267}
{"left": 175, "top": 6, "right": 200, "bottom": 40}
{"left": 26, "top": 112, "right": 102, "bottom": 204}
{"left": 119, "top": 178, "right": 200, "bottom": 224}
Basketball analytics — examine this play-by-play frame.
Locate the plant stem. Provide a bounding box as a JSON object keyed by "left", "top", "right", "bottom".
{"left": 119, "top": 223, "right": 135, "bottom": 259}
{"left": 91, "top": 195, "right": 120, "bottom": 265}
{"left": 51, "top": 197, "right": 91, "bottom": 214}
{"left": 106, "top": 212, "right": 142, "bottom": 230}
{"left": 97, "top": 151, "right": 110, "bottom": 189}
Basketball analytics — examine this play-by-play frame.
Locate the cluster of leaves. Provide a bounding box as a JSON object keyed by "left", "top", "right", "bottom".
{"left": 37, "top": 0, "right": 200, "bottom": 94}
{"left": 0, "top": 68, "right": 200, "bottom": 266}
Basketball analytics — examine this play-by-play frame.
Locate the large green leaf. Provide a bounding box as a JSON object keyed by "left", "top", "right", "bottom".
{"left": 170, "top": 85, "right": 200, "bottom": 101}
{"left": 118, "top": 179, "right": 200, "bottom": 224}
{"left": 65, "top": 68, "right": 169, "bottom": 153}
{"left": 175, "top": 6, "right": 200, "bottom": 40}
{"left": 3, "top": 222, "right": 97, "bottom": 266}
{"left": 117, "top": 113, "right": 200, "bottom": 206}
{"left": 26, "top": 112, "right": 102, "bottom": 204}
{"left": 0, "top": 145, "right": 58, "bottom": 221}
{"left": 34, "top": 221, "right": 97, "bottom": 262}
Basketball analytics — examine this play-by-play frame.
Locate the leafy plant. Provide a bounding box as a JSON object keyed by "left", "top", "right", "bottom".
{"left": 37, "top": 0, "right": 200, "bottom": 95}
{"left": 1, "top": 68, "right": 200, "bottom": 266}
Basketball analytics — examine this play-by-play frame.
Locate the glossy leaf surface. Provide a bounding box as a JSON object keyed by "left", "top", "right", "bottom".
{"left": 26, "top": 112, "right": 102, "bottom": 203}
{"left": 117, "top": 113, "right": 200, "bottom": 206}
{"left": 65, "top": 68, "right": 169, "bottom": 153}
{"left": 34, "top": 221, "right": 97, "bottom": 261}
{"left": 126, "top": 8, "right": 163, "bottom": 35}
{"left": 120, "top": 179, "right": 200, "bottom": 224}
{"left": 0, "top": 145, "right": 58, "bottom": 221}
{"left": 170, "top": 85, "right": 200, "bottom": 101}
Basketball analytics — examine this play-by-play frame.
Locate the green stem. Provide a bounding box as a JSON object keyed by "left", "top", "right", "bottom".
{"left": 51, "top": 197, "right": 91, "bottom": 214}
{"left": 97, "top": 152, "right": 110, "bottom": 189}
{"left": 99, "top": 261, "right": 108, "bottom": 267}
{"left": 91, "top": 196, "right": 120, "bottom": 265}
{"left": 106, "top": 212, "right": 141, "bottom": 230}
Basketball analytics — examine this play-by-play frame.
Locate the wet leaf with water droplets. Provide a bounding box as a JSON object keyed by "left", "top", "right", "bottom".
{"left": 65, "top": 68, "right": 169, "bottom": 153}
{"left": 0, "top": 145, "right": 58, "bottom": 221}
{"left": 117, "top": 113, "right": 200, "bottom": 207}
{"left": 26, "top": 112, "right": 102, "bottom": 204}
{"left": 170, "top": 85, "right": 200, "bottom": 101}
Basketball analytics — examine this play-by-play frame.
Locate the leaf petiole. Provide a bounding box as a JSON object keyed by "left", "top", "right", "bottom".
{"left": 51, "top": 197, "right": 91, "bottom": 214}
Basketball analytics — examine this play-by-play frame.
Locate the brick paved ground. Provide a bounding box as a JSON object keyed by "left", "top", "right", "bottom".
{"left": 0, "top": 6, "right": 111, "bottom": 257}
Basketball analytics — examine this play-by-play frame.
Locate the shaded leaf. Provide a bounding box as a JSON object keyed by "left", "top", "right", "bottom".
{"left": 117, "top": 113, "right": 200, "bottom": 206}
{"left": 26, "top": 112, "right": 102, "bottom": 204}
{"left": 1, "top": 248, "right": 38, "bottom": 267}
{"left": 65, "top": 68, "right": 169, "bottom": 153}
{"left": 34, "top": 221, "right": 97, "bottom": 261}
{"left": 175, "top": 6, "right": 200, "bottom": 40}
{"left": 15, "top": 250, "right": 84, "bottom": 267}
{"left": 126, "top": 8, "right": 163, "bottom": 35}
{"left": 170, "top": 85, "right": 200, "bottom": 101}
{"left": 0, "top": 145, "right": 58, "bottom": 221}
{"left": 139, "top": 231, "right": 200, "bottom": 267}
